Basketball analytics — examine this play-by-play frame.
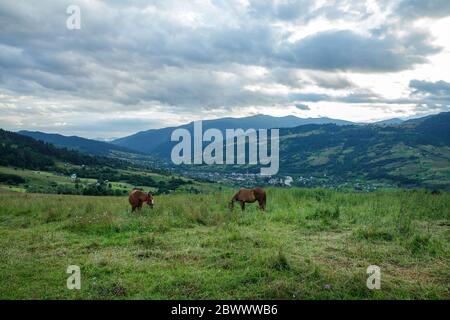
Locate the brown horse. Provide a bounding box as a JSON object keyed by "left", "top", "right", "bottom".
{"left": 229, "top": 187, "right": 266, "bottom": 211}
{"left": 129, "top": 189, "right": 154, "bottom": 212}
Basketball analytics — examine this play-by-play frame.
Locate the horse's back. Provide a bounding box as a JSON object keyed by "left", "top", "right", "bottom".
{"left": 129, "top": 189, "right": 144, "bottom": 205}
{"left": 237, "top": 188, "right": 265, "bottom": 202}
{"left": 239, "top": 188, "right": 253, "bottom": 199}
{"left": 253, "top": 187, "right": 265, "bottom": 194}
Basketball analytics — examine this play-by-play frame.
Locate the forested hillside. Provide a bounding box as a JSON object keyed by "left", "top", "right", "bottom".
{"left": 0, "top": 129, "right": 200, "bottom": 196}
{"left": 0, "top": 129, "right": 121, "bottom": 170}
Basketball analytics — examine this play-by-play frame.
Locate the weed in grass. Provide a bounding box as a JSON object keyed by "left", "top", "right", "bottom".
{"left": 353, "top": 227, "right": 394, "bottom": 242}
{"left": 271, "top": 250, "right": 290, "bottom": 271}
{"left": 133, "top": 235, "right": 157, "bottom": 248}
{"left": 92, "top": 281, "right": 127, "bottom": 298}
{"left": 307, "top": 205, "right": 340, "bottom": 220}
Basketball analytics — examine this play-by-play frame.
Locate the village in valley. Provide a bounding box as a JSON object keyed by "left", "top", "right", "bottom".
{"left": 179, "top": 170, "right": 395, "bottom": 191}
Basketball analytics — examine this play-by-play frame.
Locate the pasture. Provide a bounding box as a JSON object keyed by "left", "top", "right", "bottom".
{"left": 0, "top": 188, "right": 448, "bottom": 299}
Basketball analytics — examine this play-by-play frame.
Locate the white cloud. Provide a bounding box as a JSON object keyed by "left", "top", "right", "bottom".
{"left": 0, "top": 0, "right": 449, "bottom": 138}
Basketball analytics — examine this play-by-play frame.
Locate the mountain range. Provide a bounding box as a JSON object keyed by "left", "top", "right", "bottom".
{"left": 110, "top": 115, "right": 357, "bottom": 154}
{"left": 129, "top": 112, "right": 448, "bottom": 189}
{"left": 275, "top": 112, "right": 449, "bottom": 188}
{"left": 12, "top": 113, "right": 450, "bottom": 189}
{"left": 18, "top": 115, "right": 359, "bottom": 155}
{"left": 17, "top": 115, "right": 407, "bottom": 156}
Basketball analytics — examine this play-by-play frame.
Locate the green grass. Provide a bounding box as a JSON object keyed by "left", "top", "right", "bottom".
{"left": 0, "top": 165, "right": 214, "bottom": 195}
{"left": 0, "top": 166, "right": 97, "bottom": 190}
{"left": 0, "top": 188, "right": 448, "bottom": 299}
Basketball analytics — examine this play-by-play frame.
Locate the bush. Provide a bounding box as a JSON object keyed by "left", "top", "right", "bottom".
{"left": 408, "top": 233, "right": 431, "bottom": 254}
{"left": 271, "top": 250, "right": 290, "bottom": 271}
{"left": 0, "top": 173, "right": 25, "bottom": 185}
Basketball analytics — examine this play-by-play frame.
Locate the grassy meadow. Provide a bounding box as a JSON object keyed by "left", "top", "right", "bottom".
{"left": 0, "top": 188, "right": 449, "bottom": 299}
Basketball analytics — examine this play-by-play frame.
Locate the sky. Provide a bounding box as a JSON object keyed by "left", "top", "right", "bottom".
{"left": 1, "top": 0, "right": 450, "bottom": 139}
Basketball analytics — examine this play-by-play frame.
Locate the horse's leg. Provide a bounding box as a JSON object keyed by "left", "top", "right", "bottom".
{"left": 260, "top": 196, "right": 266, "bottom": 211}
{"left": 240, "top": 201, "right": 245, "bottom": 211}
{"left": 131, "top": 206, "right": 136, "bottom": 212}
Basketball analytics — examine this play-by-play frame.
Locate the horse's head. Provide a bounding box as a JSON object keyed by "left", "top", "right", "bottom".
{"left": 146, "top": 192, "right": 154, "bottom": 208}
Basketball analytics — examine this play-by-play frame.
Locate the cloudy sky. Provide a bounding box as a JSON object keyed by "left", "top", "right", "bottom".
{"left": 1, "top": 0, "right": 450, "bottom": 139}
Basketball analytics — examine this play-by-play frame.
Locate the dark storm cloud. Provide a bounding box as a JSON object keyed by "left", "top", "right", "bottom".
{"left": 414, "top": 103, "right": 449, "bottom": 113}
{"left": 294, "top": 103, "right": 310, "bottom": 110}
{"left": 410, "top": 80, "right": 450, "bottom": 97}
{"left": 408, "top": 80, "right": 450, "bottom": 113}
{"left": 0, "top": 0, "right": 443, "bottom": 103}
{"left": 288, "top": 91, "right": 383, "bottom": 104}
{"left": 0, "top": 0, "right": 449, "bottom": 137}
{"left": 285, "top": 81, "right": 450, "bottom": 111}
{"left": 279, "top": 30, "right": 440, "bottom": 72}
{"left": 287, "top": 92, "right": 330, "bottom": 102}
{"left": 307, "top": 73, "right": 355, "bottom": 89}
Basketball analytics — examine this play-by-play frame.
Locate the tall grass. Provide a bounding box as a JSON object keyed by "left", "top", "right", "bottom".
{"left": 0, "top": 188, "right": 448, "bottom": 299}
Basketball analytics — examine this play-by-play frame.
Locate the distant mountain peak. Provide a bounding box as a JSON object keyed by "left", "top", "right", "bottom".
{"left": 372, "top": 118, "right": 404, "bottom": 126}
{"left": 111, "top": 114, "right": 355, "bottom": 154}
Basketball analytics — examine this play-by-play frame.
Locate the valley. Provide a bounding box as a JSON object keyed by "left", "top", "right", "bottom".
{"left": 3, "top": 112, "right": 450, "bottom": 193}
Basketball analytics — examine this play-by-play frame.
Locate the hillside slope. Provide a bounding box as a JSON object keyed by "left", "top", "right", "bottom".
{"left": 0, "top": 129, "right": 118, "bottom": 170}
{"left": 152, "top": 112, "right": 450, "bottom": 189}
{"left": 18, "top": 130, "right": 141, "bottom": 156}
{"left": 0, "top": 129, "right": 205, "bottom": 196}
{"left": 276, "top": 112, "right": 450, "bottom": 188}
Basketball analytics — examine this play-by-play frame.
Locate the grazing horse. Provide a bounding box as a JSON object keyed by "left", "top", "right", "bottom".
{"left": 229, "top": 187, "right": 266, "bottom": 211}
{"left": 129, "top": 189, "right": 154, "bottom": 212}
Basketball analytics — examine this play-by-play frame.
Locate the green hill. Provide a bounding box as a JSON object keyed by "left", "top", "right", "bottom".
{"left": 153, "top": 112, "right": 450, "bottom": 189}
{"left": 4, "top": 112, "right": 450, "bottom": 190}
{"left": 0, "top": 129, "right": 119, "bottom": 170}
{"left": 277, "top": 112, "right": 450, "bottom": 189}
{"left": 0, "top": 129, "right": 207, "bottom": 196}
{"left": 18, "top": 130, "right": 142, "bottom": 157}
